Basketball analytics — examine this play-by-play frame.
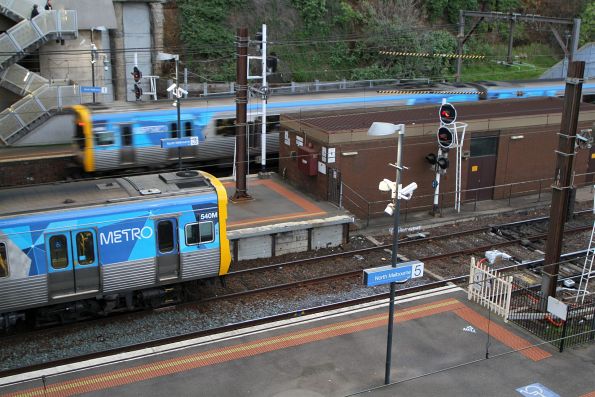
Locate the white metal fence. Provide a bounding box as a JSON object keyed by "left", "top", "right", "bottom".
{"left": 467, "top": 257, "right": 513, "bottom": 322}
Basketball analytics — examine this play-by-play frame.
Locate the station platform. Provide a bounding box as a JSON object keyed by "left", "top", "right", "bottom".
{"left": 1, "top": 287, "right": 594, "bottom": 397}
{"left": 222, "top": 174, "right": 353, "bottom": 263}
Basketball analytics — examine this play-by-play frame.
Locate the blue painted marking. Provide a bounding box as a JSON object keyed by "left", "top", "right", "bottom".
{"left": 161, "top": 137, "right": 199, "bottom": 148}
{"left": 363, "top": 260, "right": 424, "bottom": 286}
{"left": 516, "top": 383, "right": 560, "bottom": 397}
{"left": 80, "top": 86, "right": 102, "bottom": 94}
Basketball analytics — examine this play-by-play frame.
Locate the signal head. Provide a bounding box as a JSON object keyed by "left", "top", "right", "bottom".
{"left": 439, "top": 103, "right": 457, "bottom": 125}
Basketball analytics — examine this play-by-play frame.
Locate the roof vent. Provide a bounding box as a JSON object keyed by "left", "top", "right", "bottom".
{"left": 139, "top": 188, "right": 161, "bottom": 195}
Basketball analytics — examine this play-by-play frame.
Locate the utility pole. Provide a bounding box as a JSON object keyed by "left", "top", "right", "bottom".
{"left": 260, "top": 24, "right": 269, "bottom": 174}
{"left": 541, "top": 61, "right": 585, "bottom": 299}
{"left": 232, "top": 27, "right": 252, "bottom": 201}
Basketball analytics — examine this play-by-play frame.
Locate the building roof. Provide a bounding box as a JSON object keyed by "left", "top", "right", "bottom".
{"left": 541, "top": 43, "right": 595, "bottom": 79}
{"left": 284, "top": 98, "right": 582, "bottom": 133}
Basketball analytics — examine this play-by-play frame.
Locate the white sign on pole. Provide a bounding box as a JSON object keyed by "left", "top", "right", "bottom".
{"left": 296, "top": 135, "right": 304, "bottom": 147}
{"left": 547, "top": 296, "right": 568, "bottom": 321}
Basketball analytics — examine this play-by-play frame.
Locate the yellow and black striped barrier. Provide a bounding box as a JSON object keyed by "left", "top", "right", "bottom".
{"left": 376, "top": 90, "right": 486, "bottom": 95}
{"left": 379, "top": 51, "right": 485, "bottom": 59}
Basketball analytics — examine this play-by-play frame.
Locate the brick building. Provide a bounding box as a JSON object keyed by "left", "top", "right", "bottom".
{"left": 278, "top": 98, "right": 595, "bottom": 220}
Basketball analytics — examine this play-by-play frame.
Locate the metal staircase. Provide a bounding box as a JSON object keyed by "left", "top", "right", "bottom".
{"left": 0, "top": 0, "right": 79, "bottom": 145}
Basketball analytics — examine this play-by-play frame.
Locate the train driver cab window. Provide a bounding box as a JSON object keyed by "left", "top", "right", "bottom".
{"left": 0, "top": 242, "right": 8, "bottom": 278}
{"left": 157, "top": 220, "right": 175, "bottom": 253}
{"left": 76, "top": 231, "right": 95, "bottom": 265}
{"left": 185, "top": 121, "right": 192, "bottom": 137}
{"left": 49, "top": 235, "right": 69, "bottom": 269}
{"left": 185, "top": 222, "right": 214, "bottom": 245}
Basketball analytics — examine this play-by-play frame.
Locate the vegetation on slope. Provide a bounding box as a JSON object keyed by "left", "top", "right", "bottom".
{"left": 174, "top": 0, "right": 592, "bottom": 83}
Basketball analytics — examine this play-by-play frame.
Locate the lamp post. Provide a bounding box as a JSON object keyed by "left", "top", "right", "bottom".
{"left": 158, "top": 53, "right": 185, "bottom": 170}
{"left": 368, "top": 122, "right": 405, "bottom": 385}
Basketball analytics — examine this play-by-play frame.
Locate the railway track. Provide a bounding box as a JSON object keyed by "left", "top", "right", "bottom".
{"left": 1, "top": 210, "right": 594, "bottom": 377}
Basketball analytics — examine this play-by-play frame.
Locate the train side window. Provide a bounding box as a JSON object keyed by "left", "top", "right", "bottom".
{"left": 75, "top": 232, "right": 95, "bottom": 265}
{"left": 157, "top": 220, "right": 175, "bottom": 253}
{"left": 184, "top": 121, "right": 192, "bottom": 137}
{"left": 95, "top": 132, "right": 115, "bottom": 146}
{"left": 170, "top": 122, "right": 178, "bottom": 139}
{"left": 0, "top": 242, "right": 8, "bottom": 278}
{"left": 215, "top": 118, "right": 236, "bottom": 137}
{"left": 185, "top": 222, "right": 214, "bottom": 245}
{"left": 121, "top": 125, "right": 133, "bottom": 146}
{"left": 49, "top": 235, "right": 69, "bottom": 269}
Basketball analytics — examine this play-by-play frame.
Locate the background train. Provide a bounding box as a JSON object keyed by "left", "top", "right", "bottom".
{"left": 0, "top": 170, "right": 230, "bottom": 330}
{"left": 71, "top": 78, "right": 595, "bottom": 173}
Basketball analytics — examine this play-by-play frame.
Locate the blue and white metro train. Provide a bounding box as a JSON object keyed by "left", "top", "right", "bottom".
{"left": 0, "top": 170, "right": 231, "bottom": 329}
{"left": 71, "top": 79, "right": 595, "bottom": 173}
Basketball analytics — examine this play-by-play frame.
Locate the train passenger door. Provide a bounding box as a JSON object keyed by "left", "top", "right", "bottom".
{"left": 45, "top": 229, "right": 100, "bottom": 299}
{"left": 120, "top": 124, "right": 135, "bottom": 165}
{"left": 167, "top": 122, "right": 180, "bottom": 161}
{"left": 155, "top": 218, "right": 180, "bottom": 281}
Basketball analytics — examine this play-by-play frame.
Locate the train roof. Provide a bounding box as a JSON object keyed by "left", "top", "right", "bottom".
{"left": 0, "top": 171, "right": 215, "bottom": 218}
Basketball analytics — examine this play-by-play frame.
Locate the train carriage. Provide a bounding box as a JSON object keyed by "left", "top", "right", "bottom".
{"left": 70, "top": 78, "right": 595, "bottom": 174}
{"left": 0, "top": 170, "right": 230, "bottom": 329}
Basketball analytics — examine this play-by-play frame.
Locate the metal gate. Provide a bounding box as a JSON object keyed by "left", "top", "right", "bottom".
{"left": 468, "top": 257, "right": 513, "bottom": 322}
{"left": 327, "top": 168, "right": 342, "bottom": 207}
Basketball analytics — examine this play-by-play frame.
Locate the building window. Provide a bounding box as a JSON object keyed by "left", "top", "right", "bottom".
{"left": 49, "top": 235, "right": 69, "bottom": 269}
{"left": 157, "top": 220, "right": 175, "bottom": 253}
{"left": 0, "top": 242, "right": 8, "bottom": 278}
{"left": 185, "top": 222, "right": 214, "bottom": 245}
{"left": 76, "top": 231, "right": 95, "bottom": 265}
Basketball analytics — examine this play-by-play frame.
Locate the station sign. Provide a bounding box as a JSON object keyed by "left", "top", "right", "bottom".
{"left": 160, "top": 137, "right": 199, "bottom": 149}
{"left": 80, "top": 86, "right": 105, "bottom": 94}
{"left": 363, "top": 260, "right": 424, "bottom": 287}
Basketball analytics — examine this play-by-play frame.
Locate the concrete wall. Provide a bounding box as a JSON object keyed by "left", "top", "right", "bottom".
{"left": 39, "top": 29, "right": 114, "bottom": 103}
{"left": 122, "top": 2, "right": 152, "bottom": 102}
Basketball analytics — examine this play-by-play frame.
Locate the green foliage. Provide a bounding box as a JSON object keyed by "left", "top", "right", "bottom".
{"left": 332, "top": 1, "right": 364, "bottom": 29}
{"left": 579, "top": 2, "right": 594, "bottom": 47}
{"left": 291, "top": 0, "right": 329, "bottom": 34}
{"left": 177, "top": 0, "right": 245, "bottom": 80}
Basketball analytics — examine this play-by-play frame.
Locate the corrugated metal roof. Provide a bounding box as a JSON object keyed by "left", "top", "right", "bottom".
{"left": 284, "top": 97, "right": 595, "bottom": 133}
{"left": 541, "top": 43, "right": 595, "bottom": 80}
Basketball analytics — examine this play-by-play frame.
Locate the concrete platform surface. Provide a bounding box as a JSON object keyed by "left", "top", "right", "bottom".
{"left": 1, "top": 288, "right": 594, "bottom": 397}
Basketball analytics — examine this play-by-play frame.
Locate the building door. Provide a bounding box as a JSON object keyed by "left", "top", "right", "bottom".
{"left": 46, "top": 229, "right": 100, "bottom": 299}
{"left": 155, "top": 218, "right": 180, "bottom": 281}
{"left": 587, "top": 146, "right": 595, "bottom": 185}
{"left": 327, "top": 168, "right": 342, "bottom": 207}
{"left": 466, "top": 134, "right": 499, "bottom": 201}
{"left": 120, "top": 124, "right": 135, "bottom": 165}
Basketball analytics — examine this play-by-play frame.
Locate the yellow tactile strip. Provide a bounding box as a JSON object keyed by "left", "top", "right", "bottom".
{"left": 1, "top": 298, "right": 551, "bottom": 397}
{"left": 225, "top": 179, "right": 327, "bottom": 229}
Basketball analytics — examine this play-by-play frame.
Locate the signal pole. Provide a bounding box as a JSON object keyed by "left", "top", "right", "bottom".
{"left": 541, "top": 61, "right": 585, "bottom": 299}
{"left": 232, "top": 27, "right": 252, "bottom": 201}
